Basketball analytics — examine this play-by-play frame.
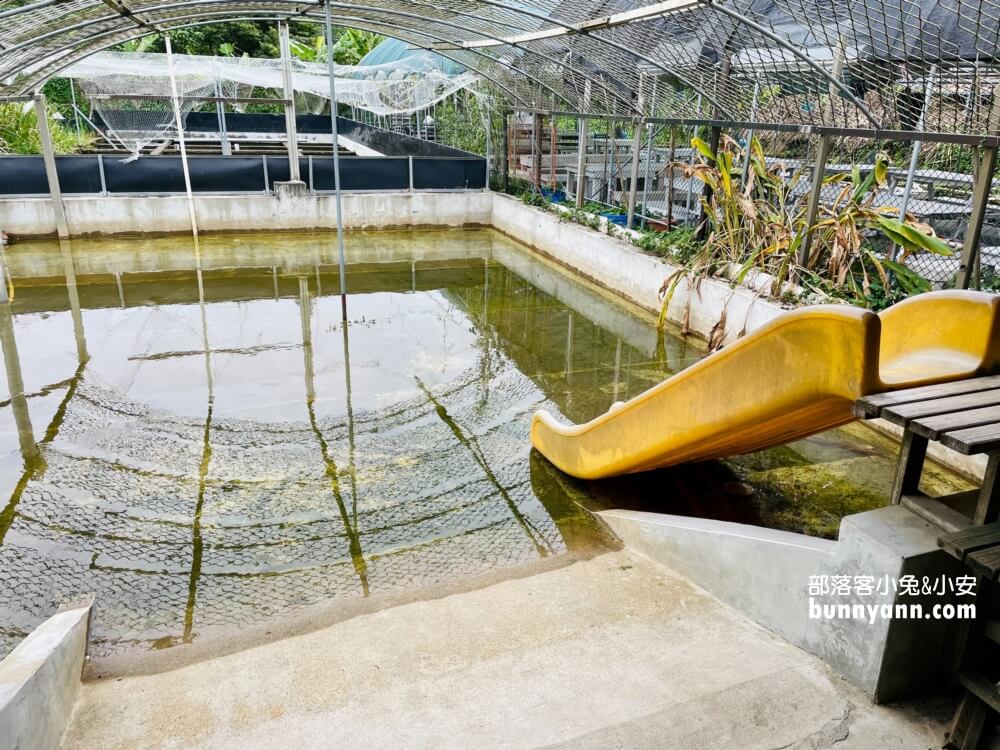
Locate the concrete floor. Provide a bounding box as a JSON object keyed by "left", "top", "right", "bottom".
{"left": 63, "top": 550, "right": 949, "bottom": 749}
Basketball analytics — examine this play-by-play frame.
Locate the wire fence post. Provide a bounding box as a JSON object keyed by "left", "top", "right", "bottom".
{"left": 957, "top": 83, "right": 1000, "bottom": 289}
{"left": 626, "top": 118, "right": 643, "bottom": 229}
{"left": 641, "top": 121, "right": 655, "bottom": 227}
{"left": 798, "top": 132, "right": 832, "bottom": 268}
{"left": 532, "top": 112, "right": 542, "bottom": 188}
{"left": 575, "top": 81, "right": 592, "bottom": 207}
{"left": 684, "top": 95, "right": 702, "bottom": 221}
{"left": 666, "top": 127, "right": 676, "bottom": 228}
{"left": 957, "top": 146, "right": 997, "bottom": 289}
{"left": 33, "top": 94, "right": 70, "bottom": 240}
{"left": 501, "top": 112, "right": 510, "bottom": 193}
{"left": 740, "top": 77, "right": 760, "bottom": 185}
{"left": 892, "top": 65, "right": 936, "bottom": 260}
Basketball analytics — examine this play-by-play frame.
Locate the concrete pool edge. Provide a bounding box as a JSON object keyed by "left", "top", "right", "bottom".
{"left": 0, "top": 598, "right": 92, "bottom": 750}
{"left": 0, "top": 191, "right": 494, "bottom": 237}
{"left": 599, "top": 506, "right": 966, "bottom": 702}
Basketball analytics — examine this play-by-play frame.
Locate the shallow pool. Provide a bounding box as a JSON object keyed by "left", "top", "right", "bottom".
{"left": 0, "top": 228, "right": 971, "bottom": 658}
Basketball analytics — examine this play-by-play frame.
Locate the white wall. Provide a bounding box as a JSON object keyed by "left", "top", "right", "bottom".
{"left": 0, "top": 191, "right": 492, "bottom": 237}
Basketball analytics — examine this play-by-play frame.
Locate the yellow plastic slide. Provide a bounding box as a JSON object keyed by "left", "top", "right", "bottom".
{"left": 530, "top": 291, "right": 1000, "bottom": 480}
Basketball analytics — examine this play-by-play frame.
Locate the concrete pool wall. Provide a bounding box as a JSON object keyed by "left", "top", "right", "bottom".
{"left": 0, "top": 189, "right": 987, "bottom": 484}
{"left": 0, "top": 190, "right": 985, "bottom": 710}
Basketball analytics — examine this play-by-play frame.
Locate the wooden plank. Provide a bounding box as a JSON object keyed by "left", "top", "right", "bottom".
{"left": 854, "top": 375, "right": 1000, "bottom": 418}
{"left": 911, "top": 405, "right": 1000, "bottom": 440}
{"left": 881, "top": 390, "right": 1000, "bottom": 427}
{"left": 938, "top": 522, "right": 1000, "bottom": 560}
{"left": 957, "top": 672, "right": 1000, "bottom": 715}
{"left": 891, "top": 432, "right": 928, "bottom": 501}
{"left": 968, "top": 546, "right": 1000, "bottom": 580}
{"left": 945, "top": 692, "right": 988, "bottom": 750}
{"left": 974, "top": 455, "right": 1000, "bottom": 525}
{"left": 941, "top": 423, "right": 1000, "bottom": 455}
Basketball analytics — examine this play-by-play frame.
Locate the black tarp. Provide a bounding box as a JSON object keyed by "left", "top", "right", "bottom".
{"left": 0, "top": 154, "right": 485, "bottom": 195}
{"left": 412, "top": 158, "right": 487, "bottom": 189}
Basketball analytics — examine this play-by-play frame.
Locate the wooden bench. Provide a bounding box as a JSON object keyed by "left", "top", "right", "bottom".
{"left": 854, "top": 375, "right": 1000, "bottom": 530}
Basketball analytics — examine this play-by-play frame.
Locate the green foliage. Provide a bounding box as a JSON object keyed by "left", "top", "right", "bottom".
{"left": 635, "top": 227, "right": 700, "bottom": 264}
{"left": 289, "top": 29, "right": 382, "bottom": 64}
{"left": 0, "top": 102, "right": 81, "bottom": 155}
{"left": 520, "top": 190, "right": 549, "bottom": 208}
{"left": 674, "top": 136, "right": 951, "bottom": 317}
{"left": 433, "top": 94, "right": 489, "bottom": 155}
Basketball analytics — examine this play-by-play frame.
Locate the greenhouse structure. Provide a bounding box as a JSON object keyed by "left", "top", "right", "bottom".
{"left": 0, "top": 0, "right": 999, "bottom": 748}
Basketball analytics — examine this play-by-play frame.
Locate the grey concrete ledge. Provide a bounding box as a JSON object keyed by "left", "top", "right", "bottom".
{"left": 490, "top": 194, "right": 785, "bottom": 347}
{"left": 601, "top": 507, "right": 965, "bottom": 702}
{"left": 0, "top": 191, "right": 493, "bottom": 237}
{"left": 0, "top": 599, "right": 93, "bottom": 750}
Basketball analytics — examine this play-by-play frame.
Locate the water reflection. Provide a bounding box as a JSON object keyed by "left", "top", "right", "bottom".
{"left": 0, "top": 229, "right": 972, "bottom": 658}
{"left": 0, "top": 231, "right": 625, "bottom": 657}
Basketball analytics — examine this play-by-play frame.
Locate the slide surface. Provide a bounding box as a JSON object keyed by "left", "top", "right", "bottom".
{"left": 531, "top": 291, "right": 1000, "bottom": 480}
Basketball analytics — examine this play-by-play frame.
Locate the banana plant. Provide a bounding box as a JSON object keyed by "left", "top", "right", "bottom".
{"left": 658, "top": 139, "right": 952, "bottom": 330}
{"left": 807, "top": 151, "right": 952, "bottom": 300}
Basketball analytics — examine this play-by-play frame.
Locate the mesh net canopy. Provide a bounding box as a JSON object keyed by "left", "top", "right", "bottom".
{"left": 2, "top": 0, "right": 1000, "bottom": 136}
{"left": 61, "top": 50, "right": 481, "bottom": 153}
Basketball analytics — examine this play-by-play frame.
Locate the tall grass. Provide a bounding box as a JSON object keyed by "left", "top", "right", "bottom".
{"left": 0, "top": 102, "right": 82, "bottom": 155}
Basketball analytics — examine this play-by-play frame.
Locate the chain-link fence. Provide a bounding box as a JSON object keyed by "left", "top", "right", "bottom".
{"left": 489, "top": 108, "right": 998, "bottom": 295}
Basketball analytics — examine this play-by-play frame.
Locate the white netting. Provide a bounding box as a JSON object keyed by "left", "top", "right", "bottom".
{"left": 74, "top": 66, "right": 221, "bottom": 156}
{"left": 65, "top": 50, "right": 479, "bottom": 127}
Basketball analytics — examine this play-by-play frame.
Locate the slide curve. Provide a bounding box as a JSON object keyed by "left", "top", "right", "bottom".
{"left": 531, "top": 291, "right": 1000, "bottom": 480}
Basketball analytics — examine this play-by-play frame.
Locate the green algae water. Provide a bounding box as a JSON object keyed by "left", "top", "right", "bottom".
{"left": 0, "top": 228, "right": 972, "bottom": 658}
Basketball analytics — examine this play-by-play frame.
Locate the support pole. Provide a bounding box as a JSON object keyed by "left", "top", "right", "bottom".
{"left": 684, "top": 94, "right": 702, "bottom": 221}
{"left": 501, "top": 112, "right": 510, "bottom": 193}
{"left": 696, "top": 120, "right": 721, "bottom": 241}
{"left": 484, "top": 98, "right": 492, "bottom": 191}
{"left": 626, "top": 119, "right": 643, "bottom": 229}
{"left": 697, "top": 58, "right": 729, "bottom": 241}
{"left": 740, "top": 77, "right": 760, "bottom": 185}
{"left": 798, "top": 133, "right": 832, "bottom": 268}
{"left": 667, "top": 127, "right": 675, "bottom": 228}
{"left": 575, "top": 117, "right": 588, "bottom": 207}
{"left": 68, "top": 78, "right": 82, "bottom": 143}
{"left": 322, "top": 1, "right": 348, "bottom": 319}
{"left": 33, "top": 94, "right": 70, "bottom": 240}
{"left": 641, "top": 122, "right": 654, "bottom": 227}
{"left": 278, "top": 21, "right": 301, "bottom": 182}
{"left": 575, "top": 81, "right": 592, "bottom": 208}
{"left": 893, "top": 65, "right": 937, "bottom": 259}
{"left": 214, "top": 78, "right": 231, "bottom": 157}
{"left": 549, "top": 117, "right": 557, "bottom": 190}
{"left": 165, "top": 38, "right": 198, "bottom": 238}
{"left": 956, "top": 145, "right": 997, "bottom": 289}
{"left": 532, "top": 112, "right": 542, "bottom": 188}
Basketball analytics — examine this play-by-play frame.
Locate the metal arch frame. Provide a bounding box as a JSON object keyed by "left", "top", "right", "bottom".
{"left": 5, "top": 0, "right": 638, "bottom": 114}
{"left": 707, "top": 3, "right": 881, "bottom": 127}
{"left": 448, "top": 0, "right": 736, "bottom": 118}
{"left": 307, "top": 0, "right": 641, "bottom": 113}
{"left": 13, "top": 10, "right": 578, "bottom": 112}
{"left": 0, "top": 0, "right": 732, "bottom": 118}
